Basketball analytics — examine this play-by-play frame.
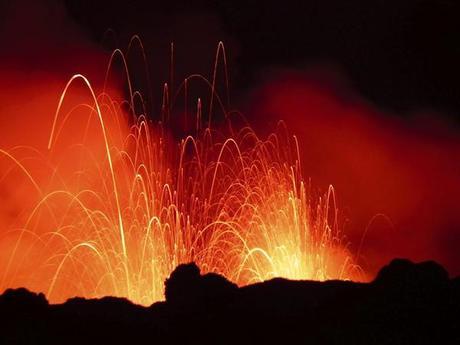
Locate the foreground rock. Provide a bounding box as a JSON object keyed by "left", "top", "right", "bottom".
{"left": 0, "top": 259, "right": 459, "bottom": 344}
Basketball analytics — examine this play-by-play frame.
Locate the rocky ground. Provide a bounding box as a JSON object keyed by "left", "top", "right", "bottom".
{"left": 1, "top": 258, "right": 459, "bottom": 344}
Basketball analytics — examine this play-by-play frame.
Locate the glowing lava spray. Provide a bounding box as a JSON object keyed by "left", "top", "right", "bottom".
{"left": 0, "top": 40, "right": 360, "bottom": 305}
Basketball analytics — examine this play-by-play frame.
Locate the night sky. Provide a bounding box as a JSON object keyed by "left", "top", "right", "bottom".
{"left": 61, "top": 0, "right": 460, "bottom": 117}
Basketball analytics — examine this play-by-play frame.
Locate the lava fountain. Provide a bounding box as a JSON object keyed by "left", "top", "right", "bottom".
{"left": 0, "top": 40, "right": 360, "bottom": 305}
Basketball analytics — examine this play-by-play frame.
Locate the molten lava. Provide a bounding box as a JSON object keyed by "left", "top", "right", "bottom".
{"left": 0, "top": 41, "right": 359, "bottom": 305}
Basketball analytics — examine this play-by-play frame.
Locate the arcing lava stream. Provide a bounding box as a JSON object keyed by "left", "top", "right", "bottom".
{"left": 0, "top": 41, "right": 360, "bottom": 305}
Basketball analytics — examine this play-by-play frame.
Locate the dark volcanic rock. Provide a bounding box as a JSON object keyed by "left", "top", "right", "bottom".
{"left": 374, "top": 258, "right": 449, "bottom": 286}
{"left": 0, "top": 258, "right": 459, "bottom": 345}
{"left": 0, "top": 288, "right": 48, "bottom": 312}
{"left": 164, "top": 262, "right": 238, "bottom": 315}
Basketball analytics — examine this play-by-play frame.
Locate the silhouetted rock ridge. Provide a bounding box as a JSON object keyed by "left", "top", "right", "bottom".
{"left": 0, "top": 258, "right": 458, "bottom": 345}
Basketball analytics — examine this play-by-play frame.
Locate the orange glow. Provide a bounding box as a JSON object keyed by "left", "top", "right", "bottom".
{"left": 0, "top": 41, "right": 360, "bottom": 305}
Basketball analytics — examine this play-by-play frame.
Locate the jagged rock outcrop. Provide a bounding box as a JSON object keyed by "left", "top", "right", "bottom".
{"left": 0, "top": 258, "right": 458, "bottom": 345}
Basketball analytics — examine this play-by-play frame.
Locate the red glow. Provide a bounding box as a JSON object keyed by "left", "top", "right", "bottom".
{"left": 247, "top": 71, "right": 460, "bottom": 277}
